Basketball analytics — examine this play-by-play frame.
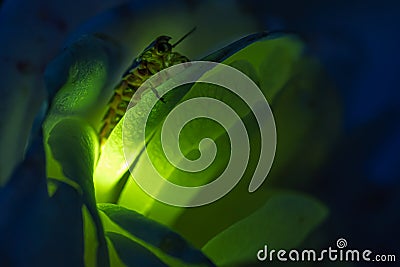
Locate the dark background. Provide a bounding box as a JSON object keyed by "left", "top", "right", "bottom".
{"left": 238, "top": 1, "right": 400, "bottom": 265}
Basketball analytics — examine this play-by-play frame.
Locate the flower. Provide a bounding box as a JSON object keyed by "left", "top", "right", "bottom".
{"left": 0, "top": 1, "right": 341, "bottom": 266}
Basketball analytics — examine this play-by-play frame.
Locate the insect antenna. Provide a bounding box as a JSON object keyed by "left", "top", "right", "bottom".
{"left": 172, "top": 27, "right": 197, "bottom": 48}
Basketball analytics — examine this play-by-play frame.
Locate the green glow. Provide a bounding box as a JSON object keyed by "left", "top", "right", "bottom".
{"left": 35, "top": 30, "right": 340, "bottom": 267}
{"left": 94, "top": 118, "right": 130, "bottom": 203}
{"left": 113, "top": 36, "right": 307, "bottom": 233}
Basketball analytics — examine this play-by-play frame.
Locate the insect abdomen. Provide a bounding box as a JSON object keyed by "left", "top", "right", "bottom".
{"left": 99, "top": 83, "right": 133, "bottom": 145}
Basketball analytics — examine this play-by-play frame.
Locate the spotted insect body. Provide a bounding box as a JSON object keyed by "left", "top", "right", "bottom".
{"left": 99, "top": 34, "right": 192, "bottom": 145}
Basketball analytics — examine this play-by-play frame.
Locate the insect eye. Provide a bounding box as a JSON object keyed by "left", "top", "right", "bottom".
{"left": 157, "top": 43, "right": 171, "bottom": 54}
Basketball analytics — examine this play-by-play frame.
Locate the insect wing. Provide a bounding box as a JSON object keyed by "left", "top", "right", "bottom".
{"left": 122, "top": 57, "right": 141, "bottom": 77}
{"left": 122, "top": 39, "right": 159, "bottom": 77}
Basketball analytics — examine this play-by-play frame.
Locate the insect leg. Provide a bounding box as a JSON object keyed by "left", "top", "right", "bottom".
{"left": 150, "top": 83, "right": 166, "bottom": 103}
{"left": 152, "top": 69, "right": 171, "bottom": 103}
